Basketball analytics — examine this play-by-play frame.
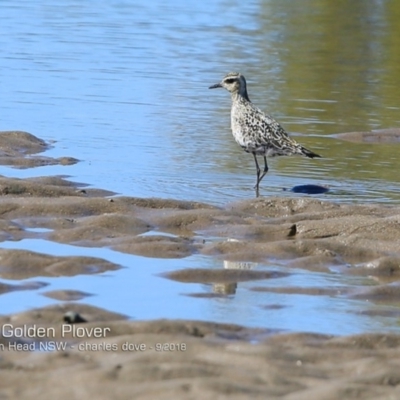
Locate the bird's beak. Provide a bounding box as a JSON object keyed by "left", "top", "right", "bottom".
{"left": 209, "top": 82, "right": 222, "bottom": 89}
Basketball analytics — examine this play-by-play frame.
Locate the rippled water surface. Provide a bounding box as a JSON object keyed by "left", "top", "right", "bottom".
{"left": 2, "top": 0, "right": 400, "bottom": 203}
{"left": 1, "top": 0, "right": 400, "bottom": 335}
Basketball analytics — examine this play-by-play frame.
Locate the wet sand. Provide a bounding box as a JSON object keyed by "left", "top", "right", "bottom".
{"left": 1, "top": 131, "right": 400, "bottom": 399}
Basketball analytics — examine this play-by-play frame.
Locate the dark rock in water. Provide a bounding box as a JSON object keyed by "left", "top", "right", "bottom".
{"left": 288, "top": 224, "right": 297, "bottom": 237}
{"left": 288, "top": 185, "right": 329, "bottom": 194}
{"left": 63, "top": 311, "right": 88, "bottom": 324}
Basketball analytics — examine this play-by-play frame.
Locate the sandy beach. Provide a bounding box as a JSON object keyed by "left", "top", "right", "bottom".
{"left": 1, "top": 131, "right": 400, "bottom": 399}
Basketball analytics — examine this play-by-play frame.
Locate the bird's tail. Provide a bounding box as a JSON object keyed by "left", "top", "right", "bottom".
{"left": 301, "top": 146, "right": 321, "bottom": 159}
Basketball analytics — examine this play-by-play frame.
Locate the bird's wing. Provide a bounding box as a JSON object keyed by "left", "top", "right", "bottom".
{"left": 244, "top": 104, "right": 301, "bottom": 152}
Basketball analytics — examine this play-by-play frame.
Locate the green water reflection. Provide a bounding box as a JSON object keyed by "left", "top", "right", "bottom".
{"left": 207, "top": 0, "right": 400, "bottom": 201}
{"left": 258, "top": 0, "right": 400, "bottom": 133}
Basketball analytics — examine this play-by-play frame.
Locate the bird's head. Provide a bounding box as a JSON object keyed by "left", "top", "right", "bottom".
{"left": 209, "top": 72, "right": 249, "bottom": 99}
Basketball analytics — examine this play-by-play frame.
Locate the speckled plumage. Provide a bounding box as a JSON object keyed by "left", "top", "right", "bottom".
{"left": 209, "top": 72, "right": 321, "bottom": 196}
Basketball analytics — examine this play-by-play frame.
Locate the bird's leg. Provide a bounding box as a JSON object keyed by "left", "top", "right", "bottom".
{"left": 252, "top": 153, "right": 261, "bottom": 197}
{"left": 258, "top": 156, "right": 269, "bottom": 184}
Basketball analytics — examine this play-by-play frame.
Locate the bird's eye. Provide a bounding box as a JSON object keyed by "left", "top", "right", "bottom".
{"left": 225, "top": 78, "right": 236, "bottom": 84}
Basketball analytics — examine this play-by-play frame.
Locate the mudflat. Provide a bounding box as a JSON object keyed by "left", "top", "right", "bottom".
{"left": 1, "top": 131, "right": 400, "bottom": 399}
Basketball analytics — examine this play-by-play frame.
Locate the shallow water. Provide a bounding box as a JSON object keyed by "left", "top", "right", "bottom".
{"left": 0, "top": 238, "right": 397, "bottom": 336}
{"left": 1, "top": 0, "right": 400, "bottom": 335}
{"left": 2, "top": 0, "right": 400, "bottom": 204}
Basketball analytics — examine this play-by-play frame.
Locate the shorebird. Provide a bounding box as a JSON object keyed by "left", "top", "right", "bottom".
{"left": 209, "top": 72, "right": 321, "bottom": 197}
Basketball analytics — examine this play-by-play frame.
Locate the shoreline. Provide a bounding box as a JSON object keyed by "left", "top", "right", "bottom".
{"left": 1, "top": 130, "right": 400, "bottom": 398}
